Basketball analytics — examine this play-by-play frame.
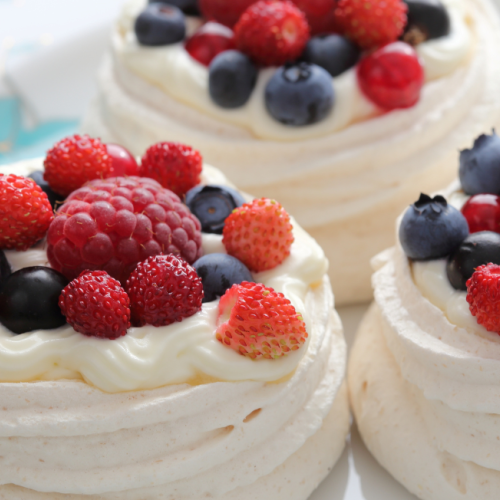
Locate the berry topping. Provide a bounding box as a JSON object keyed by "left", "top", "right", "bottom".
{"left": 0, "top": 267, "right": 68, "bottom": 334}
{"left": 466, "top": 263, "right": 500, "bottom": 333}
{"left": 59, "top": 270, "right": 130, "bottom": 339}
{"left": 47, "top": 176, "right": 203, "bottom": 284}
{"left": 209, "top": 50, "right": 258, "bottom": 108}
{"left": 265, "top": 63, "right": 334, "bottom": 126}
{"left": 403, "top": 0, "right": 450, "bottom": 45}
{"left": 135, "top": 4, "right": 186, "bottom": 46}
{"left": 215, "top": 282, "right": 307, "bottom": 359}
{"left": 357, "top": 42, "right": 424, "bottom": 110}
{"left": 150, "top": 0, "right": 200, "bottom": 16}
{"left": 28, "top": 170, "right": 62, "bottom": 209}
{"left": 140, "top": 142, "right": 203, "bottom": 197}
{"left": 461, "top": 194, "right": 500, "bottom": 235}
{"left": 105, "top": 144, "right": 139, "bottom": 177}
{"left": 399, "top": 194, "right": 469, "bottom": 260}
{"left": 459, "top": 132, "right": 500, "bottom": 196}
{"left": 290, "top": 0, "right": 337, "bottom": 36}
{"left": 0, "top": 174, "right": 54, "bottom": 251}
{"left": 44, "top": 134, "right": 112, "bottom": 197}
{"left": 126, "top": 254, "right": 203, "bottom": 327}
{"left": 185, "top": 184, "right": 246, "bottom": 234}
{"left": 186, "top": 22, "right": 236, "bottom": 66}
{"left": 334, "top": 0, "right": 408, "bottom": 50}
{"left": 199, "top": 0, "right": 255, "bottom": 28}
{"left": 223, "top": 198, "right": 294, "bottom": 272}
{"left": 0, "top": 250, "right": 11, "bottom": 288}
{"left": 193, "top": 253, "right": 254, "bottom": 302}
{"left": 234, "top": 0, "right": 310, "bottom": 67}
{"left": 447, "top": 232, "right": 500, "bottom": 290}
{"left": 302, "top": 34, "right": 360, "bottom": 78}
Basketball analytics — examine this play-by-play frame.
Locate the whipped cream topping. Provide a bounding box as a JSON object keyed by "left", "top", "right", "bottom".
{"left": 0, "top": 159, "right": 328, "bottom": 393}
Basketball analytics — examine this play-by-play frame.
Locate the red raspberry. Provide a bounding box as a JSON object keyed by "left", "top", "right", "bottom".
{"left": 234, "top": 1, "right": 310, "bottom": 67}
{"left": 47, "top": 176, "right": 203, "bottom": 284}
{"left": 223, "top": 198, "right": 294, "bottom": 272}
{"left": 140, "top": 142, "right": 203, "bottom": 198}
{"left": 59, "top": 270, "right": 131, "bottom": 339}
{"left": 44, "top": 134, "right": 113, "bottom": 197}
{"left": 185, "top": 22, "right": 236, "bottom": 66}
{"left": 357, "top": 42, "right": 424, "bottom": 110}
{"left": 126, "top": 254, "right": 203, "bottom": 327}
{"left": 467, "top": 263, "right": 500, "bottom": 334}
{"left": 462, "top": 194, "right": 500, "bottom": 234}
{"left": 215, "top": 282, "right": 308, "bottom": 359}
{"left": 290, "top": 0, "right": 336, "bottom": 35}
{"left": 0, "top": 174, "right": 54, "bottom": 251}
{"left": 199, "top": 0, "right": 255, "bottom": 27}
{"left": 334, "top": 0, "right": 407, "bottom": 50}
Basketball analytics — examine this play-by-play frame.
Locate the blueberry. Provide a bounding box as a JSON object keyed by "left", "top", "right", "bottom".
{"left": 135, "top": 4, "right": 186, "bottom": 46}
{"left": 399, "top": 194, "right": 469, "bottom": 260}
{"left": 0, "top": 250, "right": 11, "bottom": 289}
{"left": 193, "top": 253, "right": 253, "bottom": 302}
{"left": 149, "top": 0, "right": 200, "bottom": 16}
{"left": 0, "top": 267, "right": 68, "bottom": 334}
{"left": 302, "top": 35, "right": 360, "bottom": 78}
{"left": 185, "top": 184, "right": 246, "bottom": 234}
{"left": 28, "top": 170, "right": 63, "bottom": 209}
{"left": 459, "top": 132, "right": 500, "bottom": 195}
{"left": 265, "top": 63, "right": 334, "bottom": 126}
{"left": 209, "top": 51, "right": 257, "bottom": 109}
{"left": 447, "top": 231, "right": 500, "bottom": 290}
{"left": 403, "top": 0, "right": 450, "bottom": 43}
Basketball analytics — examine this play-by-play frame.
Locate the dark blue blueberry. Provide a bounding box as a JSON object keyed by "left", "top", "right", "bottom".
{"left": 403, "top": 0, "right": 450, "bottom": 43}
{"left": 28, "top": 170, "right": 63, "bottom": 209}
{"left": 447, "top": 231, "right": 500, "bottom": 290}
{"left": 193, "top": 253, "right": 254, "bottom": 302}
{"left": 135, "top": 4, "right": 186, "bottom": 46}
{"left": 209, "top": 50, "right": 257, "bottom": 109}
{"left": 185, "top": 184, "right": 246, "bottom": 234}
{"left": 149, "top": 0, "right": 200, "bottom": 16}
{"left": 265, "top": 63, "right": 334, "bottom": 126}
{"left": 459, "top": 132, "right": 500, "bottom": 195}
{"left": 399, "top": 194, "right": 469, "bottom": 260}
{"left": 302, "top": 35, "right": 360, "bottom": 78}
{"left": 0, "top": 266, "right": 69, "bottom": 334}
{"left": 0, "top": 250, "right": 11, "bottom": 290}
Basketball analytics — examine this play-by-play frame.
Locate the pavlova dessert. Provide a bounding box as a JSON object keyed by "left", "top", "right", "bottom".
{"left": 0, "top": 135, "right": 349, "bottom": 499}
{"left": 82, "top": 0, "right": 500, "bottom": 304}
{"left": 349, "top": 131, "right": 500, "bottom": 499}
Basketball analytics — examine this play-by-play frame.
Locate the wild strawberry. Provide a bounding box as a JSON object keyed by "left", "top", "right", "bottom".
{"left": 198, "top": 0, "right": 256, "bottom": 28}
{"left": 223, "top": 198, "right": 294, "bottom": 272}
{"left": 215, "top": 282, "right": 308, "bottom": 359}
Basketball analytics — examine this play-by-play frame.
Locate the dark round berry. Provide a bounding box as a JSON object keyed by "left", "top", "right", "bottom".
{"left": 193, "top": 253, "right": 254, "bottom": 302}
{"left": 0, "top": 267, "right": 68, "bottom": 334}
{"left": 403, "top": 0, "right": 450, "bottom": 44}
{"left": 185, "top": 184, "right": 245, "bottom": 234}
{"left": 135, "top": 4, "right": 186, "bottom": 46}
{"left": 209, "top": 50, "right": 257, "bottom": 109}
{"left": 265, "top": 63, "right": 334, "bottom": 126}
{"left": 447, "top": 231, "right": 500, "bottom": 290}
{"left": 302, "top": 35, "right": 360, "bottom": 78}
{"left": 29, "top": 170, "right": 63, "bottom": 209}
{"left": 399, "top": 194, "right": 469, "bottom": 260}
{"left": 459, "top": 132, "right": 500, "bottom": 195}
{"left": 0, "top": 250, "right": 11, "bottom": 290}
{"left": 149, "top": 0, "right": 200, "bottom": 16}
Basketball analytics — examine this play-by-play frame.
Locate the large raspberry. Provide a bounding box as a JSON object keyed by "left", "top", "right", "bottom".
{"left": 47, "top": 176, "right": 203, "bottom": 284}
{"left": 0, "top": 174, "right": 54, "bottom": 251}
{"left": 216, "top": 282, "right": 308, "bottom": 359}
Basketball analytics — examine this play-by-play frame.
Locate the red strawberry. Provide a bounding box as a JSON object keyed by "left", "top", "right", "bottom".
{"left": 234, "top": 0, "right": 310, "bottom": 67}
{"left": 0, "top": 174, "right": 54, "bottom": 251}
{"left": 126, "top": 254, "right": 203, "bottom": 327}
{"left": 290, "top": 0, "right": 337, "bottom": 35}
{"left": 59, "top": 270, "right": 131, "bottom": 339}
{"left": 199, "top": 0, "right": 256, "bottom": 27}
{"left": 44, "top": 134, "right": 113, "bottom": 197}
{"left": 467, "top": 264, "right": 500, "bottom": 333}
{"left": 223, "top": 198, "right": 294, "bottom": 272}
{"left": 140, "top": 142, "right": 203, "bottom": 198}
{"left": 215, "top": 281, "right": 308, "bottom": 359}
{"left": 334, "top": 0, "right": 407, "bottom": 50}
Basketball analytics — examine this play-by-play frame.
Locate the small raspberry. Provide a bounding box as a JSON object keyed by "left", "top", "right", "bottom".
{"left": 334, "top": 0, "right": 408, "bottom": 50}
{"left": 47, "top": 176, "right": 203, "bottom": 284}
{"left": 215, "top": 282, "right": 308, "bottom": 359}
{"left": 234, "top": 1, "right": 310, "bottom": 67}
{"left": 140, "top": 142, "right": 203, "bottom": 198}
{"left": 126, "top": 254, "right": 203, "bottom": 327}
{"left": 0, "top": 174, "right": 54, "bottom": 251}
{"left": 199, "top": 0, "right": 256, "bottom": 27}
{"left": 44, "top": 134, "right": 113, "bottom": 197}
{"left": 467, "top": 263, "right": 500, "bottom": 333}
{"left": 59, "top": 270, "right": 131, "bottom": 339}
{"left": 223, "top": 198, "right": 294, "bottom": 272}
